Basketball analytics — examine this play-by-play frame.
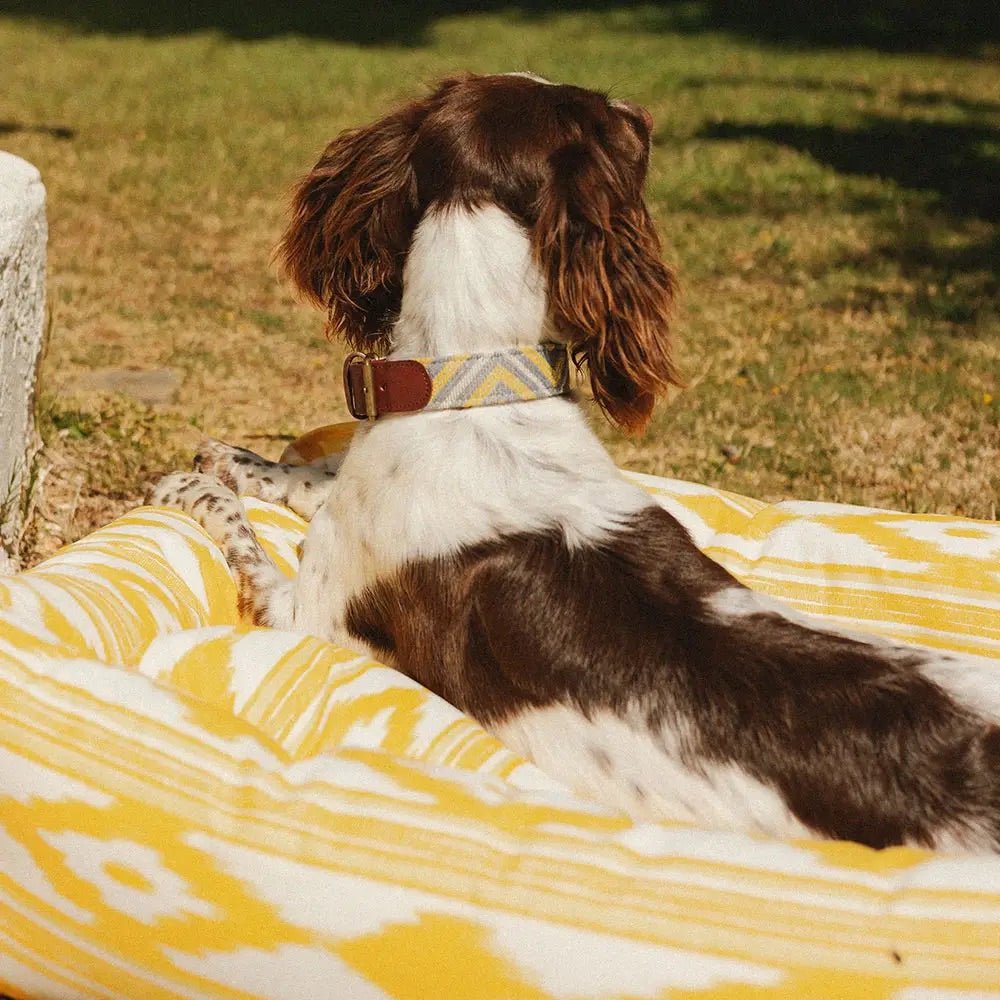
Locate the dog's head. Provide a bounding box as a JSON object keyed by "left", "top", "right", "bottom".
{"left": 278, "top": 72, "right": 678, "bottom": 432}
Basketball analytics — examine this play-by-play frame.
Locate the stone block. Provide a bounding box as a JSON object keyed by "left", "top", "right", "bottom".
{"left": 0, "top": 152, "right": 47, "bottom": 571}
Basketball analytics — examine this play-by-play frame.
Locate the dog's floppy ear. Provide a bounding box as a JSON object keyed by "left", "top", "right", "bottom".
{"left": 533, "top": 142, "right": 679, "bottom": 433}
{"left": 276, "top": 104, "right": 427, "bottom": 353}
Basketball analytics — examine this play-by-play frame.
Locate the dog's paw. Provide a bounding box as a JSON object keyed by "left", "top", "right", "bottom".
{"left": 192, "top": 439, "right": 283, "bottom": 497}
{"left": 145, "top": 471, "right": 196, "bottom": 508}
{"left": 191, "top": 439, "right": 245, "bottom": 489}
{"left": 146, "top": 471, "right": 248, "bottom": 545}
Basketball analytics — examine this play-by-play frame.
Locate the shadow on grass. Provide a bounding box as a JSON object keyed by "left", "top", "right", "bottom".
{"left": 680, "top": 76, "right": 1000, "bottom": 115}
{"left": 889, "top": 225, "right": 997, "bottom": 328}
{"left": 837, "top": 225, "right": 998, "bottom": 330}
{"left": 680, "top": 74, "right": 876, "bottom": 96}
{"left": 699, "top": 118, "right": 1000, "bottom": 222}
{"left": 697, "top": 116, "right": 998, "bottom": 327}
{"left": 0, "top": 121, "right": 76, "bottom": 140}
{"left": 897, "top": 91, "right": 1000, "bottom": 116}
{"left": 2, "top": 0, "right": 650, "bottom": 45}
{"left": 3, "top": 0, "right": 997, "bottom": 53}
{"left": 700, "top": 0, "right": 998, "bottom": 55}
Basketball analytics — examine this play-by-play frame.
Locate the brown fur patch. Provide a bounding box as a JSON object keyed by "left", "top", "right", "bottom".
{"left": 345, "top": 505, "right": 1000, "bottom": 850}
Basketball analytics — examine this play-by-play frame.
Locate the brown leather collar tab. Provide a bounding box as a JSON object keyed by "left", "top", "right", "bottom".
{"left": 343, "top": 354, "right": 433, "bottom": 420}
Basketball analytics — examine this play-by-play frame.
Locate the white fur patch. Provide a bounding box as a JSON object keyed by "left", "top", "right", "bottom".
{"left": 393, "top": 205, "right": 557, "bottom": 357}
{"left": 503, "top": 71, "right": 554, "bottom": 85}
{"left": 494, "top": 704, "right": 814, "bottom": 839}
{"left": 917, "top": 655, "right": 1000, "bottom": 725}
{"left": 706, "top": 586, "right": 873, "bottom": 640}
{"left": 928, "top": 823, "right": 999, "bottom": 856}
{"left": 288, "top": 205, "right": 656, "bottom": 639}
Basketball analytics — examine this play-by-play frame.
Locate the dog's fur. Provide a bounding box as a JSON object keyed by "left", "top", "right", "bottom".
{"left": 150, "top": 73, "right": 1000, "bottom": 852}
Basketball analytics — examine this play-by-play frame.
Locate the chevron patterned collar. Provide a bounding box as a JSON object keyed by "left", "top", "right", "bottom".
{"left": 343, "top": 343, "right": 571, "bottom": 420}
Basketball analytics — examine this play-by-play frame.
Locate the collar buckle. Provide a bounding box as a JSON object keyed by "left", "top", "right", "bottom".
{"left": 343, "top": 352, "right": 380, "bottom": 420}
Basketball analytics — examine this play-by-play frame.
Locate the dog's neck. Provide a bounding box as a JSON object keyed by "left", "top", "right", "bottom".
{"left": 390, "top": 205, "right": 556, "bottom": 360}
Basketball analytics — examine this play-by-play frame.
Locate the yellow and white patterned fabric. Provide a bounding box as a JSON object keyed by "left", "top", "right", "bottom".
{"left": 1, "top": 473, "right": 999, "bottom": 999}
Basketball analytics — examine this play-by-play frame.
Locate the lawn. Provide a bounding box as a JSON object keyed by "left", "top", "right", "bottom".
{"left": 1, "top": 2, "right": 997, "bottom": 565}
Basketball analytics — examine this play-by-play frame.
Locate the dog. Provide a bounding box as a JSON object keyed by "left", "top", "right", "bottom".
{"left": 149, "top": 72, "right": 1000, "bottom": 853}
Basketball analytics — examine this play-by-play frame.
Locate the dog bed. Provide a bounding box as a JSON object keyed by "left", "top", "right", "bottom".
{"left": 1, "top": 466, "right": 998, "bottom": 998}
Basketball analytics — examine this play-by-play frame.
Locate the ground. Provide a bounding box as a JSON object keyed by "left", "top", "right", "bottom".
{"left": 1, "top": 4, "right": 997, "bottom": 565}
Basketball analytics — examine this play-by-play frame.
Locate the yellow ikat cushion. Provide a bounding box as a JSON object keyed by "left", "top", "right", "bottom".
{"left": 1, "top": 472, "right": 999, "bottom": 999}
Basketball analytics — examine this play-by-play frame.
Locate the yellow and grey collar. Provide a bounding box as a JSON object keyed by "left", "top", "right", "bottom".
{"left": 343, "top": 343, "right": 570, "bottom": 420}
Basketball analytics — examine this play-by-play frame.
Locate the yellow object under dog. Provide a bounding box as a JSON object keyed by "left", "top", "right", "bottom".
{"left": 1, "top": 460, "right": 999, "bottom": 997}
{"left": 280, "top": 420, "right": 358, "bottom": 465}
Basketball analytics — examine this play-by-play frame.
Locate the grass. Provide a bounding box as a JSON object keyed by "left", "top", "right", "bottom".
{"left": 1, "top": 4, "right": 997, "bottom": 564}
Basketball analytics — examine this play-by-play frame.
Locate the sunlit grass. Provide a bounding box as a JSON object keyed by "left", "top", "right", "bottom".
{"left": 1, "top": 5, "right": 997, "bottom": 561}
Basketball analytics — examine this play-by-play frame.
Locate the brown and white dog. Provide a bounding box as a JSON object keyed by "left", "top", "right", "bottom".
{"left": 150, "top": 73, "right": 1000, "bottom": 853}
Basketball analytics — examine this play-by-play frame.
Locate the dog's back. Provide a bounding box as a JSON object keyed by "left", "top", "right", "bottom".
{"left": 340, "top": 417, "right": 1000, "bottom": 852}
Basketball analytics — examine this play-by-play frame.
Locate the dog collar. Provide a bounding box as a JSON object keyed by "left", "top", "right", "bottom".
{"left": 343, "top": 343, "right": 570, "bottom": 420}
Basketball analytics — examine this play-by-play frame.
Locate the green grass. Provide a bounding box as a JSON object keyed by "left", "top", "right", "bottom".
{"left": 1, "top": 4, "right": 997, "bottom": 561}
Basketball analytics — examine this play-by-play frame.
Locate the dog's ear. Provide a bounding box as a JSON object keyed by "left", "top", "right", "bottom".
{"left": 533, "top": 142, "right": 679, "bottom": 433}
{"left": 276, "top": 104, "right": 427, "bottom": 353}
